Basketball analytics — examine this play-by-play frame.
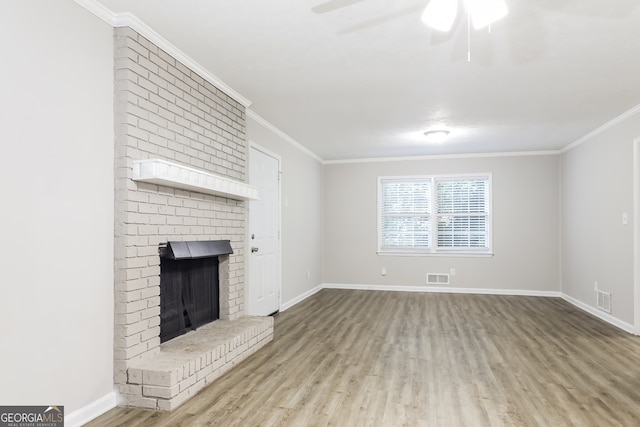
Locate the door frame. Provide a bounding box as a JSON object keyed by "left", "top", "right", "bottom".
{"left": 634, "top": 137, "right": 640, "bottom": 335}
{"left": 246, "top": 141, "right": 282, "bottom": 314}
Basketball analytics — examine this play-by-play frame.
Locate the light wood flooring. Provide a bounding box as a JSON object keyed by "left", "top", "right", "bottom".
{"left": 87, "top": 289, "right": 640, "bottom": 426}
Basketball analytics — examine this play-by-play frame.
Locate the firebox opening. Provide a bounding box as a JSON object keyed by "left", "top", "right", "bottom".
{"left": 159, "top": 240, "right": 233, "bottom": 343}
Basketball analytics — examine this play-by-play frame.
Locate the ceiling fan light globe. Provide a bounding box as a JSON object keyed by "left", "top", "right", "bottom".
{"left": 421, "top": 0, "right": 458, "bottom": 32}
{"left": 466, "top": 0, "right": 508, "bottom": 30}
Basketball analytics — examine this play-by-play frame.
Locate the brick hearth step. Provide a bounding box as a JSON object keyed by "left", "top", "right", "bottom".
{"left": 126, "top": 316, "right": 274, "bottom": 411}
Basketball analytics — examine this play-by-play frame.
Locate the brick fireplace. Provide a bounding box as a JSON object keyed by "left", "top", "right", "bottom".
{"left": 113, "top": 27, "right": 273, "bottom": 410}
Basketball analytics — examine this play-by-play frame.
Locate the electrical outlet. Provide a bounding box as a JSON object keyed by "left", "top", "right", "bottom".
{"left": 381, "top": 268, "right": 387, "bottom": 276}
{"left": 622, "top": 212, "right": 628, "bottom": 225}
{"left": 450, "top": 268, "right": 456, "bottom": 276}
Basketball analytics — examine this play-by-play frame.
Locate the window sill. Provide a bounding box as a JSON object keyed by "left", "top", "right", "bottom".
{"left": 377, "top": 251, "right": 494, "bottom": 258}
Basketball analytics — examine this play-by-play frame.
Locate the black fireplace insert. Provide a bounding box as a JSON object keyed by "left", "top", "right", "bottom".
{"left": 159, "top": 240, "right": 233, "bottom": 343}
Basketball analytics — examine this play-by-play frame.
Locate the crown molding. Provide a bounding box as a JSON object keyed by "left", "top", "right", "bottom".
{"left": 247, "top": 110, "right": 324, "bottom": 163}
{"left": 561, "top": 103, "right": 640, "bottom": 153}
{"left": 75, "top": 0, "right": 327, "bottom": 164}
{"left": 73, "top": 0, "right": 115, "bottom": 25}
{"left": 73, "top": 0, "right": 640, "bottom": 163}
{"left": 324, "top": 150, "right": 561, "bottom": 165}
{"left": 73, "top": 0, "right": 251, "bottom": 108}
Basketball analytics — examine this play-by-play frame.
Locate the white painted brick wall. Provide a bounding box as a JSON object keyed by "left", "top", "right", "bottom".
{"left": 113, "top": 26, "right": 253, "bottom": 407}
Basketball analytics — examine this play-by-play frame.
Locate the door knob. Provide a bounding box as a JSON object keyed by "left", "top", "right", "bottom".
{"left": 251, "top": 247, "right": 259, "bottom": 253}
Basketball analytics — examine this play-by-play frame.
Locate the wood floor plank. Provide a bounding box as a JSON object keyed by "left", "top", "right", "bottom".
{"left": 86, "top": 290, "right": 640, "bottom": 426}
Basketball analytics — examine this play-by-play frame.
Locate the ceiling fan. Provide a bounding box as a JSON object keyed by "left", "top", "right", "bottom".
{"left": 311, "top": 0, "right": 365, "bottom": 14}
{"left": 312, "top": 0, "right": 509, "bottom": 33}
{"left": 421, "top": 0, "right": 508, "bottom": 32}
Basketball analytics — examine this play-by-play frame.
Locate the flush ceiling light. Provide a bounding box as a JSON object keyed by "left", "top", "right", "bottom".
{"left": 421, "top": 0, "right": 508, "bottom": 32}
{"left": 423, "top": 130, "right": 450, "bottom": 143}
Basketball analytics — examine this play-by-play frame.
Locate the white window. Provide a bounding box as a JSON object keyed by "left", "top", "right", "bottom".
{"left": 378, "top": 174, "right": 491, "bottom": 255}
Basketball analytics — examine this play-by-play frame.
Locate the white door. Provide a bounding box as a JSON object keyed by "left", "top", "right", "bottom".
{"left": 247, "top": 144, "right": 281, "bottom": 316}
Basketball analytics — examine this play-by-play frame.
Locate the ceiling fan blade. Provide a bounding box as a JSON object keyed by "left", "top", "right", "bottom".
{"left": 312, "top": 0, "right": 365, "bottom": 14}
{"left": 421, "top": 0, "right": 458, "bottom": 32}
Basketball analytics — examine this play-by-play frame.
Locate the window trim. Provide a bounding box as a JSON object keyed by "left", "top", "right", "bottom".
{"left": 377, "top": 173, "right": 493, "bottom": 256}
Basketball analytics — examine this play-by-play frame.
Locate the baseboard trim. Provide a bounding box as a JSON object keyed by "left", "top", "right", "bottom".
{"left": 65, "top": 391, "right": 118, "bottom": 427}
{"left": 281, "top": 284, "right": 323, "bottom": 312}
{"left": 279, "top": 284, "right": 636, "bottom": 335}
{"left": 561, "top": 293, "right": 636, "bottom": 334}
{"left": 322, "top": 284, "right": 637, "bottom": 334}
{"left": 65, "top": 288, "right": 636, "bottom": 426}
{"left": 322, "top": 283, "right": 561, "bottom": 297}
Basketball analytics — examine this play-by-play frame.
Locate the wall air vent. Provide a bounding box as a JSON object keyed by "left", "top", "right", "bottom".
{"left": 596, "top": 289, "right": 611, "bottom": 314}
{"left": 427, "top": 273, "right": 450, "bottom": 285}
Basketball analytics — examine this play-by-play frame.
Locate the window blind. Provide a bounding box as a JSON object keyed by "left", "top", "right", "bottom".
{"left": 379, "top": 179, "right": 431, "bottom": 250}
{"left": 378, "top": 175, "right": 491, "bottom": 254}
{"left": 436, "top": 178, "right": 489, "bottom": 250}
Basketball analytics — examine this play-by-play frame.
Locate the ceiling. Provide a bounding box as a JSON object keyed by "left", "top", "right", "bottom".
{"left": 95, "top": 0, "right": 640, "bottom": 161}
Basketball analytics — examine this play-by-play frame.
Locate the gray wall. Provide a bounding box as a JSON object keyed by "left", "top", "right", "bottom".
{"left": 1, "top": 0, "right": 635, "bottom": 419}
{"left": 561, "top": 113, "right": 640, "bottom": 325}
{"left": 0, "top": 0, "right": 115, "bottom": 414}
{"left": 324, "top": 154, "right": 561, "bottom": 292}
{"left": 246, "top": 117, "right": 324, "bottom": 306}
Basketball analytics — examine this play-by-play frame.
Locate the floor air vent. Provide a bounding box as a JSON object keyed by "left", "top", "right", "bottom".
{"left": 596, "top": 290, "right": 611, "bottom": 314}
{"left": 427, "top": 273, "right": 450, "bottom": 285}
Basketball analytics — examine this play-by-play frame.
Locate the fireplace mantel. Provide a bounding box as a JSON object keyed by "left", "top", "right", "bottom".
{"left": 132, "top": 159, "right": 259, "bottom": 201}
